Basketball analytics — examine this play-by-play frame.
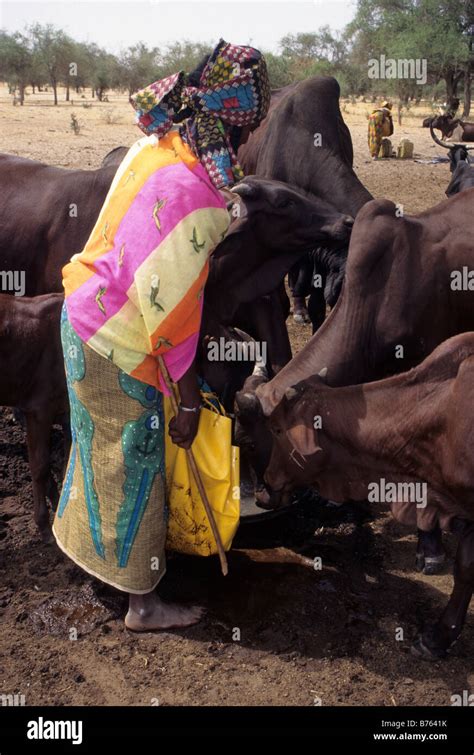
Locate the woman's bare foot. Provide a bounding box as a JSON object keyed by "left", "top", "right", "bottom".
{"left": 125, "top": 592, "right": 205, "bottom": 632}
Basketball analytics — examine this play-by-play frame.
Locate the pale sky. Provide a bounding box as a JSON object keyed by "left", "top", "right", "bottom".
{"left": 0, "top": 0, "right": 357, "bottom": 53}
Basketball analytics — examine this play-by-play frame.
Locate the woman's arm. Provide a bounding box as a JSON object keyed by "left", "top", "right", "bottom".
{"left": 168, "top": 358, "right": 201, "bottom": 449}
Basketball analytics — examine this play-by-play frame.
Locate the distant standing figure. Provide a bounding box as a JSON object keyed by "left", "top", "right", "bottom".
{"left": 368, "top": 100, "right": 394, "bottom": 159}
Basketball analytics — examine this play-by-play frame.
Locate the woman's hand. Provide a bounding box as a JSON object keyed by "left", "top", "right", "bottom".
{"left": 169, "top": 407, "right": 200, "bottom": 449}
{"left": 167, "top": 357, "right": 201, "bottom": 448}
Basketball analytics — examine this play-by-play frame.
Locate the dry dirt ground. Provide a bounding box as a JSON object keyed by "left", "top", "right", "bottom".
{"left": 0, "top": 85, "right": 473, "bottom": 707}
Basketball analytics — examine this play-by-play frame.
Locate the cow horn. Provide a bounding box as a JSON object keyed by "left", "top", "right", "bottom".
{"left": 318, "top": 367, "right": 328, "bottom": 379}
{"left": 231, "top": 327, "right": 254, "bottom": 343}
{"left": 285, "top": 387, "right": 299, "bottom": 402}
{"left": 232, "top": 181, "right": 258, "bottom": 199}
{"left": 253, "top": 359, "right": 268, "bottom": 379}
{"left": 429, "top": 122, "right": 453, "bottom": 149}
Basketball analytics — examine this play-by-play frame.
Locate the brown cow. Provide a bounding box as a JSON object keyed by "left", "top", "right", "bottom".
{"left": 263, "top": 332, "right": 474, "bottom": 660}
{"left": 237, "top": 187, "right": 474, "bottom": 570}
{"left": 0, "top": 154, "right": 116, "bottom": 296}
{"left": 0, "top": 293, "right": 69, "bottom": 539}
{"left": 238, "top": 76, "right": 372, "bottom": 329}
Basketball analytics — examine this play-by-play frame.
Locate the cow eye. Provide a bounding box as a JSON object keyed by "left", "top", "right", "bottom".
{"left": 274, "top": 198, "right": 295, "bottom": 210}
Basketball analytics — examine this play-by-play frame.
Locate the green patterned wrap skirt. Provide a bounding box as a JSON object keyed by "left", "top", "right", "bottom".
{"left": 53, "top": 304, "right": 167, "bottom": 594}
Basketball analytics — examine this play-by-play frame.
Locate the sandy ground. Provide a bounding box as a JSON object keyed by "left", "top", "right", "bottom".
{"left": 0, "top": 85, "right": 473, "bottom": 707}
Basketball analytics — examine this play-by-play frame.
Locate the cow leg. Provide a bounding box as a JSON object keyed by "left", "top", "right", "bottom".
{"left": 307, "top": 282, "right": 326, "bottom": 334}
{"left": 412, "top": 521, "right": 474, "bottom": 659}
{"left": 13, "top": 408, "right": 27, "bottom": 429}
{"left": 47, "top": 414, "right": 71, "bottom": 513}
{"left": 25, "top": 411, "right": 54, "bottom": 541}
{"left": 288, "top": 256, "right": 311, "bottom": 324}
{"left": 47, "top": 473, "right": 60, "bottom": 512}
{"left": 239, "top": 291, "right": 292, "bottom": 376}
{"left": 415, "top": 523, "right": 445, "bottom": 574}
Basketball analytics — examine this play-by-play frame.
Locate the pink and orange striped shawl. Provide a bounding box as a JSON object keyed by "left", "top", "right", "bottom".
{"left": 63, "top": 131, "right": 230, "bottom": 392}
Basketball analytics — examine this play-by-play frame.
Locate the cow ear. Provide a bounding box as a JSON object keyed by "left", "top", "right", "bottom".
{"left": 286, "top": 423, "right": 322, "bottom": 458}
{"left": 284, "top": 381, "right": 307, "bottom": 402}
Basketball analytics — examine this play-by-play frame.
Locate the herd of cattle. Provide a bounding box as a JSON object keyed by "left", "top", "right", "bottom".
{"left": 1, "top": 76, "right": 474, "bottom": 661}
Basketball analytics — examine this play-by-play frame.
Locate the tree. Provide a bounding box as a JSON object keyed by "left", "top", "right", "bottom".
{"left": 116, "top": 42, "right": 160, "bottom": 97}
{"left": 262, "top": 51, "right": 293, "bottom": 88}
{"left": 278, "top": 28, "right": 350, "bottom": 83}
{"left": 90, "top": 48, "right": 117, "bottom": 101}
{"left": 28, "top": 23, "right": 73, "bottom": 105}
{"left": 0, "top": 31, "right": 32, "bottom": 104}
{"left": 156, "top": 40, "right": 212, "bottom": 78}
{"left": 29, "top": 45, "right": 48, "bottom": 94}
{"left": 67, "top": 41, "right": 95, "bottom": 94}
{"left": 463, "top": 21, "right": 474, "bottom": 115}
{"left": 347, "top": 0, "right": 473, "bottom": 110}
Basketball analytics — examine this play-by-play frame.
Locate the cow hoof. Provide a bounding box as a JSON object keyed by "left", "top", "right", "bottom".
{"left": 423, "top": 554, "right": 445, "bottom": 575}
{"left": 293, "top": 312, "right": 310, "bottom": 325}
{"left": 415, "top": 553, "right": 445, "bottom": 575}
{"left": 326, "top": 499, "right": 343, "bottom": 508}
{"left": 38, "top": 525, "right": 54, "bottom": 545}
{"left": 415, "top": 552, "right": 425, "bottom": 572}
{"left": 411, "top": 634, "right": 447, "bottom": 661}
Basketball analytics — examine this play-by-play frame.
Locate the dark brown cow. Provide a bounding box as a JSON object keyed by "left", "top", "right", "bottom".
{"left": 238, "top": 76, "right": 372, "bottom": 329}
{"left": 263, "top": 333, "right": 474, "bottom": 660}
{"left": 0, "top": 293, "right": 69, "bottom": 539}
{"left": 258, "top": 188, "right": 474, "bottom": 412}
{"left": 238, "top": 77, "right": 371, "bottom": 216}
{"left": 0, "top": 154, "right": 116, "bottom": 296}
{"left": 237, "top": 187, "right": 474, "bottom": 570}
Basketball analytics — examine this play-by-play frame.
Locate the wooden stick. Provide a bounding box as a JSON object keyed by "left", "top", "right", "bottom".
{"left": 158, "top": 355, "right": 229, "bottom": 576}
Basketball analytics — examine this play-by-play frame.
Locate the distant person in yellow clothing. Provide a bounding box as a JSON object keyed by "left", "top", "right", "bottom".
{"left": 368, "top": 100, "right": 394, "bottom": 159}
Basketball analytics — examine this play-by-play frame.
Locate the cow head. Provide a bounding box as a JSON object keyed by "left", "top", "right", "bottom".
{"left": 263, "top": 378, "right": 326, "bottom": 507}
{"left": 232, "top": 176, "right": 354, "bottom": 250}
{"left": 235, "top": 367, "right": 329, "bottom": 509}
{"left": 207, "top": 176, "right": 353, "bottom": 322}
{"left": 446, "top": 160, "right": 474, "bottom": 197}
{"left": 430, "top": 114, "right": 458, "bottom": 139}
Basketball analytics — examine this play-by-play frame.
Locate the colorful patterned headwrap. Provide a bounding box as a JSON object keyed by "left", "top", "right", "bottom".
{"left": 130, "top": 39, "right": 271, "bottom": 189}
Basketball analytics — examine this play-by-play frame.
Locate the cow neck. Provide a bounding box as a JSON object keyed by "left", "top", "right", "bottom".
{"left": 260, "top": 292, "right": 373, "bottom": 416}
{"left": 320, "top": 158, "right": 372, "bottom": 218}
{"left": 314, "top": 374, "right": 447, "bottom": 501}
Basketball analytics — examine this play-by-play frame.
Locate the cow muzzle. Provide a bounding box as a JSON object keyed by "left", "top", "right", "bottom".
{"left": 255, "top": 483, "right": 289, "bottom": 510}
{"left": 333, "top": 215, "right": 354, "bottom": 240}
{"left": 316, "top": 214, "right": 353, "bottom": 244}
